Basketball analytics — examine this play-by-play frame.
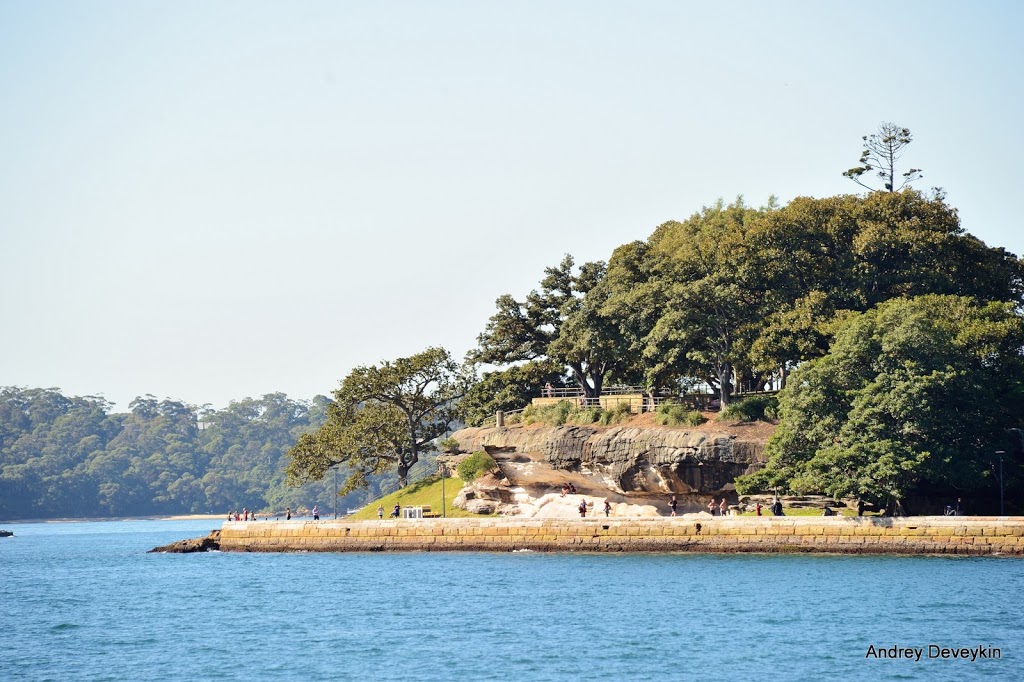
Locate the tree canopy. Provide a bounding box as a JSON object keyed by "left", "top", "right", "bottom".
{"left": 0, "top": 387, "right": 340, "bottom": 519}
{"left": 736, "top": 296, "right": 1024, "bottom": 510}
{"left": 287, "top": 347, "right": 473, "bottom": 490}
{"left": 472, "top": 255, "right": 633, "bottom": 399}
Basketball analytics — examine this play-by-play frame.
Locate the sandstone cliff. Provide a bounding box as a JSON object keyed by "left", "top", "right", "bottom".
{"left": 449, "top": 419, "right": 772, "bottom": 516}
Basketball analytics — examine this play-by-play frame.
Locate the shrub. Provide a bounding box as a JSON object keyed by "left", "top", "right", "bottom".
{"left": 655, "top": 402, "right": 706, "bottom": 426}
{"left": 567, "top": 406, "right": 603, "bottom": 425}
{"left": 522, "top": 400, "right": 573, "bottom": 426}
{"left": 717, "top": 395, "right": 779, "bottom": 422}
{"left": 457, "top": 451, "right": 498, "bottom": 483}
{"left": 438, "top": 437, "right": 460, "bottom": 454}
{"left": 598, "top": 401, "right": 634, "bottom": 425}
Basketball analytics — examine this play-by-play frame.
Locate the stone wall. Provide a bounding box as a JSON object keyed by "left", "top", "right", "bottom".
{"left": 218, "top": 516, "right": 1024, "bottom": 556}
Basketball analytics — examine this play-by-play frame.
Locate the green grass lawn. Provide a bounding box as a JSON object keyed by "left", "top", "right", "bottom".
{"left": 346, "top": 475, "right": 494, "bottom": 520}
{"left": 737, "top": 507, "right": 878, "bottom": 517}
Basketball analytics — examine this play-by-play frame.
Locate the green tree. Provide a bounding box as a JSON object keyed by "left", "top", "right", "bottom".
{"left": 287, "top": 347, "right": 472, "bottom": 490}
{"left": 459, "top": 360, "right": 565, "bottom": 427}
{"left": 473, "top": 255, "right": 630, "bottom": 400}
{"left": 737, "top": 295, "right": 1024, "bottom": 512}
{"left": 604, "top": 198, "right": 772, "bottom": 405}
{"left": 843, "top": 121, "right": 923, "bottom": 192}
{"left": 746, "top": 190, "right": 1024, "bottom": 381}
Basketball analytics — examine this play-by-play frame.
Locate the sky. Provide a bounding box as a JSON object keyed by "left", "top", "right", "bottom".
{"left": 2, "top": 1, "right": 1023, "bottom": 411}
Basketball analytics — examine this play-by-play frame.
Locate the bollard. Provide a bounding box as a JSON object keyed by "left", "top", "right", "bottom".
{"left": 496, "top": 410, "right": 505, "bottom": 427}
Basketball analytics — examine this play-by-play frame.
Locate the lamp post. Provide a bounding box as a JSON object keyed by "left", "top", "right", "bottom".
{"left": 333, "top": 466, "right": 338, "bottom": 520}
{"left": 439, "top": 461, "right": 447, "bottom": 518}
{"left": 995, "top": 451, "right": 1005, "bottom": 516}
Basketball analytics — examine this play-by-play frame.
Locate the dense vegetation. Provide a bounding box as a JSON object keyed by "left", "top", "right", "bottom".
{"left": 9, "top": 126, "right": 1024, "bottom": 516}
{"left": 475, "top": 190, "right": 1023, "bottom": 409}
{"left": 0, "top": 387, "right": 399, "bottom": 519}
{"left": 468, "top": 186, "right": 1024, "bottom": 511}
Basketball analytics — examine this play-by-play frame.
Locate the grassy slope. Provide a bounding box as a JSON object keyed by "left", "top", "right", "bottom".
{"left": 346, "top": 475, "right": 494, "bottom": 520}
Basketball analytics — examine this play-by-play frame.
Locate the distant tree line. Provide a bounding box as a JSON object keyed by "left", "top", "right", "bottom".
{"left": 0, "top": 387, "right": 404, "bottom": 520}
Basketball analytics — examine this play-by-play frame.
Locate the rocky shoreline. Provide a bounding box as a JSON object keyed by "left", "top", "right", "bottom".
{"left": 148, "top": 529, "right": 220, "bottom": 553}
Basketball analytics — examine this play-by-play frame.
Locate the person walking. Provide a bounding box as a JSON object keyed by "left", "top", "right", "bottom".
{"left": 720, "top": 498, "right": 728, "bottom": 517}
{"left": 312, "top": 505, "right": 319, "bottom": 521}
{"left": 707, "top": 498, "right": 716, "bottom": 516}
{"left": 756, "top": 502, "right": 763, "bottom": 517}
{"left": 604, "top": 500, "right": 611, "bottom": 517}
{"left": 579, "top": 499, "right": 587, "bottom": 518}
{"left": 377, "top": 504, "right": 384, "bottom": 520}
{"left": 286, "top": 506, "right": 292, "bottom": 521}
{"left": 857, "top": 499, "right": 865, "bottom": 517}
{"left": 669, "top": 495, "right": 678, "bottom": 517}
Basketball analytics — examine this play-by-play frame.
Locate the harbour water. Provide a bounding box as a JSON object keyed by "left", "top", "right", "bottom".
{"left": 1, "top": 519, "right": 1021, "bottom": 680}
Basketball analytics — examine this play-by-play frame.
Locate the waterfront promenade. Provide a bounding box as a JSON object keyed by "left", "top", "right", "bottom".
{"left": 216, "top": 515, "right": 1024, "bottom": 556}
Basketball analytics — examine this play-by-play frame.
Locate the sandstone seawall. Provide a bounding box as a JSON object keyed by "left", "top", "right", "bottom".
{"left": 212, "top": 517, "right": 1024, "bottom": 556}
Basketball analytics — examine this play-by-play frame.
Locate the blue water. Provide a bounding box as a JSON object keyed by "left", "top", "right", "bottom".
{"left": 1, "top": 520, "right": 1021, "bottom": 681}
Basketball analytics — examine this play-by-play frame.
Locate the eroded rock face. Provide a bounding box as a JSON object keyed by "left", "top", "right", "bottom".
{"left": 451, "top": 424, "right": 766, "bottom": 497}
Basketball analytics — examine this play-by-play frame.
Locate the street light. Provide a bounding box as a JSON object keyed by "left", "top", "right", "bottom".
{"left": 995, "top": 451, "right": 1005, "bottom": 516}
{"left": 439, "top": 461, "right": 447, "bottom": 518}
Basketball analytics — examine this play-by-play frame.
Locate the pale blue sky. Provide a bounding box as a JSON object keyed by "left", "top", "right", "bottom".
{"left": 2, "top": 1, "right": 1022, "bottom": 410}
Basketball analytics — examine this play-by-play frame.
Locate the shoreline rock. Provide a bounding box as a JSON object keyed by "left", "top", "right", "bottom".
{"left": 148, "top": 529, "right": 221, "bottom": 553}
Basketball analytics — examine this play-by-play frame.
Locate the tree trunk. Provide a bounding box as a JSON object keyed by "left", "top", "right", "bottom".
{"left": 590, "top": 370, "right": 604, "bottom": 400}
{"left": 717, "top": 362, "right": 733, "bottom": 407}
{"left": 568, "top": 363, "right": 591, "bottom": 400}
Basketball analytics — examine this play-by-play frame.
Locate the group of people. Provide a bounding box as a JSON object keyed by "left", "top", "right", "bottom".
{"left": 669, "top": 495, "right": 734, "bottom": 517}
{"left": 227, "top": 508, "right": 258, "bottom": 521}
{"left": 375, "top": 504, "right": 401, "bottom": 519}
{"left": 560, "top": 482, "right": 578, "bottom": 497}
{"left": 576, "top": 499, "right": 613, "bottom": 517}
{"left": 706, "top": 497, "right": 731, "bottom": 516}
{"left": 226, "top": 506, "right": 325, "bottom": 521}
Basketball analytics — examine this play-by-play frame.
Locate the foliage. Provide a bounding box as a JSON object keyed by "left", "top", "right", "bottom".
{"left": 654, "top": 402, "right": 706, "bottom": 427}
{"left": 0, "top": 387, "right": 338, "bottom": 519}
{"left": 459, "top": 360, "right": 564, "bottom": 427}
{"left": 843, "top": 122, "right": 922, "bottom": 192}
{"left": 456, "top": 451, "right": 498, "bottom": 483}
{"left": 567, "top": 406, "right": 603, "bottom": 425}
{"left": 598, "top": 401, "right": 633, "bottom": 426}
{"left": 287, "top": 347, "right": 473, "bottom": 490}
{"left": 472, "top": 255, "right": 635, "bottom": 400}
{"left": 736, "top": 296, "right": 1024, "bottom": 509}
{"left": 438, "top": 437, "right": 460, "bottom": 454}
{"left": 634, "top": 198, "right": 772, "bottom": 406}
{"left": 519, "top": 400, "right": 634, "bottom": 427}
{"left": 521, "top": 400, "right": 574, "bottom": 426}
{"left": 718, "top": 395, "right": 778, "bottom": 422}
{"left": 602, "top": 190, "right": 1024, "bottom": 401}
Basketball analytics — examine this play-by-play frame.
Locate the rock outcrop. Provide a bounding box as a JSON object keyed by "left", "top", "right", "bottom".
{"left": 149, "top": 529, "right": 221, "bottom": 553}
{"left": 449, "top": 422, "right": 771, "bottom": 516}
